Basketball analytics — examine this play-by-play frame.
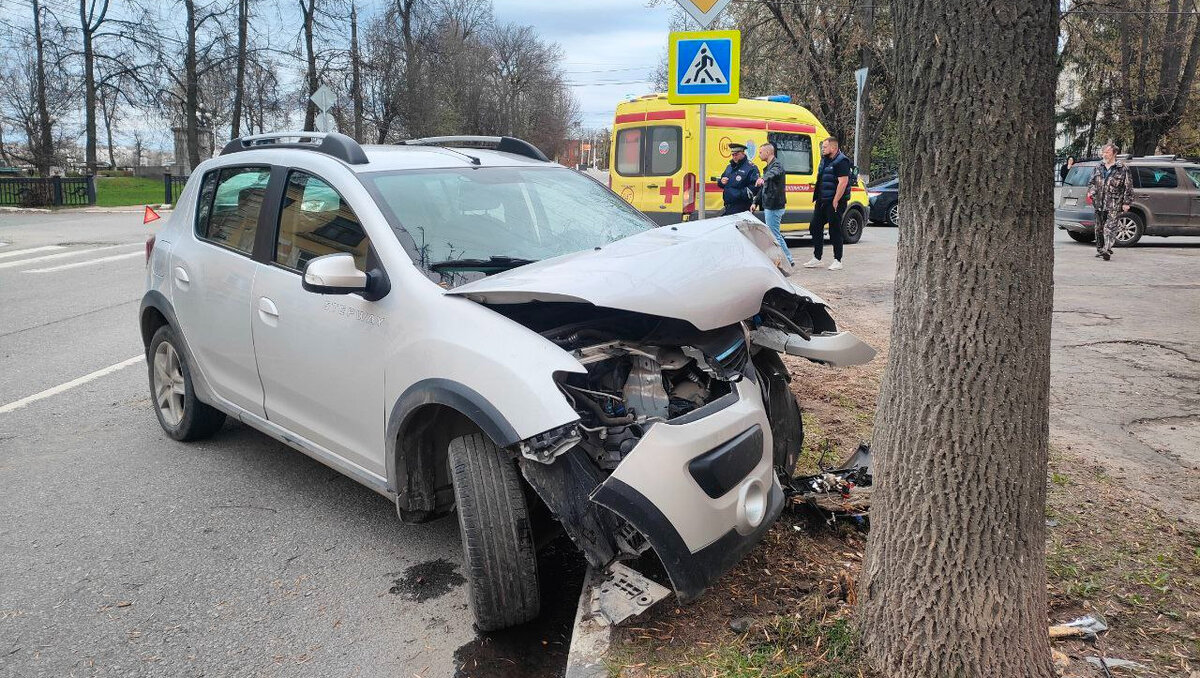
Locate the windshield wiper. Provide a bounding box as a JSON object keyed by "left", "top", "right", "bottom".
{"left": 428, "top": 255, "right": 538, "bottom": 271}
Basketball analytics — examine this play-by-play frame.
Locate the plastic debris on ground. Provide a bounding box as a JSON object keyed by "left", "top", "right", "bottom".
{"left": 1048, "top": 614, "right": 1109, "bottom": 641}
{"left": 785, "top": 443, "right": 872, "bottom": 523}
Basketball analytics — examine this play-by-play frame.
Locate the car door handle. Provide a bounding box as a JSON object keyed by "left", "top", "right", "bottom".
{"left": 173, "top": 266, "right": 190, "bottom": 290}
{"left": 258, "top": 297, "right": 279, "bottom": 326}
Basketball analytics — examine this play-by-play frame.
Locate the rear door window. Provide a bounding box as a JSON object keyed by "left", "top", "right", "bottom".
{"left": 646, "top": 127, "right": 682, "bottom": 176}
{"left": 768, "top": 133, "right": 814, "bottom": 175}
{"left": 1134, "top": 167, "right": 1179, "bottom": 189}
{"left": 615, "top": 128, "right": 643, "bottom": 176}
{"left": 195, "top": 166, "right": 271, "bottom": 255}
{"left": 1185, "top": 168, "right": 1200, "bottom": 188}
{"left": 1063, "top": 165, "right": 1093, "bottom": 187}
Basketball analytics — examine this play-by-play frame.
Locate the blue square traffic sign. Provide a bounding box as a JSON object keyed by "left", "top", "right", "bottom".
{"left": 668, "top": 30, "right": 740, "bottom": 104}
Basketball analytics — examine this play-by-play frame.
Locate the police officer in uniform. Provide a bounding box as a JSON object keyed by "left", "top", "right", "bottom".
{"left": 718, "top": 142, "right": 760, "bottom": 215}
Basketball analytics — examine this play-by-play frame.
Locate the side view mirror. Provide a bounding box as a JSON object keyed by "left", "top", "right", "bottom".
{"left": 302, "top": 253, "right": 368, "bottom": 295}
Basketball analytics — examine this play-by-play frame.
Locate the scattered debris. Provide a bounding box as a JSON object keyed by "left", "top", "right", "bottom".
{"left": 588, "top": 562, "right": 671, "bottom": 627}
{"left": 1049, "top": 614, "right": 1108, "bottom": 641}
{"left": 1086, "top": 657, "right": 1148, "bottom": 672}
{"left": 786, "top": 444, "right": 873, "bottom": 521}
{"left": 729, "top": 617, "right": 751, "bottom": 634}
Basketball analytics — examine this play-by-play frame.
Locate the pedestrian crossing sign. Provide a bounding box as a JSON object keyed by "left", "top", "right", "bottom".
{"left": 668, "top": 30, "right": 740, "bottom": 104}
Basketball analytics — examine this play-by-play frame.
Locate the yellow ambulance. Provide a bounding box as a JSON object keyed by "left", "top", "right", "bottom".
{"left": 608, "top": 94, "right": 868, "bottom": 242}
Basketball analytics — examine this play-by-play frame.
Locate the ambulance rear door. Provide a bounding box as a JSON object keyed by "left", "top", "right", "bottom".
{"left": 766, "top": 125, "right": 819, "bottom": 232}
{"left": 612, "top": 113, "right": 688, "bottom": 225}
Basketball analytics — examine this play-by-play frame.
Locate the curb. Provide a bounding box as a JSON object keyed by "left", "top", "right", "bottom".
{"left": 0, "top": 206, "right": 51, "bottom": 213}
{"left": 564, "top": 567, "right": 613, "bottom": 678}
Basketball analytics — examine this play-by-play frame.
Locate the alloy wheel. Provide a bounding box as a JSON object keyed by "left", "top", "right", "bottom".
{"left": 1115, "top": 216, "right": 1139, "bottom": 243}
{"left": 153, "top": 341, "right": 186, "bottom": 427}
{"left": 888, "top": 202, "right": 900, "bottom": 226}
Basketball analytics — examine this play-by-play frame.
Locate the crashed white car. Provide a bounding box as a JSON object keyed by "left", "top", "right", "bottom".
{"left": 139, "top": 133, "right": 874, "bottom": 631}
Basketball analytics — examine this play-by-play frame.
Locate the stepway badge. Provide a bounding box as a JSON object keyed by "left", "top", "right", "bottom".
{"left": 668, "top": 30, "right": 740, "bottom": 104}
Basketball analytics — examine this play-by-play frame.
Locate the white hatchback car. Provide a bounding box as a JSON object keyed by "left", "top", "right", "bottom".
{"left": 140, "top": 132, "right": 873, "bottom": 630}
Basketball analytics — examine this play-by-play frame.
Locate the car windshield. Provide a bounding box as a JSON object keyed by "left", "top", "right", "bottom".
{"left": 1063, "top": 165, "right": 1093, "bottom": 187}
{"left": 362, "top": 166, "right": 653, "bottom": 270}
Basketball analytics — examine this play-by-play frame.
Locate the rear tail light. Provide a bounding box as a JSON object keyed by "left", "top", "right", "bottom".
{"left": 145, "top": 234, "right": 156, "bottom": 265}
{"left": 682, "top": 172, "right": 697, "bottom": 214}
{"left": 1085, "top": 194, "right": 1093, "bottom": 205}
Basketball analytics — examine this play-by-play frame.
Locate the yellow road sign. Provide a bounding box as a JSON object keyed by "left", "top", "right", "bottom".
{"left": 673, "top": 0, "right": 732, "bottom": 29}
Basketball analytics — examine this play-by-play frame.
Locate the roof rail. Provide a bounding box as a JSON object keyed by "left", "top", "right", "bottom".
{"left": 221, "top": 132, "right": 369, "bottom": 165}
{"left": 1138, "top": 154, "right": 1184, "bottom": 161}
{"left": 403, "top": 136, "right": 550, "bottom": 162}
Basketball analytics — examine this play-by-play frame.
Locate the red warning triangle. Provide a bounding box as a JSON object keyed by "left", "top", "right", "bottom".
{"left": 143, "top": 206, "right": 161, "bottom": 224}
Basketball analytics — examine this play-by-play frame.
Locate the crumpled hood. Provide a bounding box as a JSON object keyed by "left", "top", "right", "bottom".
{"left": 446, "top": 215, "right": 825, "bottom": 331}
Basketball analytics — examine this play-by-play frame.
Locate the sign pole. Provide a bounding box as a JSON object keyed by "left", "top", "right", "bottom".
{"left": 853, "top": 67, "right": 868, "bottom": 170}
{"left": 698, "top": 102, "right": 707, "bottom": 220}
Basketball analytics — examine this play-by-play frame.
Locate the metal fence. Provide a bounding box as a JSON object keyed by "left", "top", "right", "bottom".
{"left": 0, "top": 176, "right": 96, "bottom": 207}
{"left": 164, "top": 173, "right": 189, "bottom": 204}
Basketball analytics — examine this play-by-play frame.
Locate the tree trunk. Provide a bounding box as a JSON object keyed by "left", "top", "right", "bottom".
{"left": 1130, "top": 123, "right": 1161, "bottom": 156}
{"left": 301, "top": 0, "right": 318, "bottom": 131}
{"left": 856, "top": 0, "right": 874, "bottom": 181}
{"left": 350, "top": 2, "right": 364, "bottom": 141}
{"left": 101, "top": 90, "right": 117, "bottom": 169}
{"left": 858, "top": 0, "right": 1059, "bottom": 675}
{"left": 80, "top": 0, "right": 97, "bottom": 175}
{"left": 231, "top": 0, "right": 248, "bottom": 139}
{"left": 184, "top": 0, "right": 201, "bottom": 171}
{"left": 32, "top": 0, "right": 54, "bottom": 176}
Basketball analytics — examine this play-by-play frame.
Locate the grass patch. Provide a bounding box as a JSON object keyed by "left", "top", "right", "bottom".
{"left": 94, "top": 176, "right": 164, "bottom": 207}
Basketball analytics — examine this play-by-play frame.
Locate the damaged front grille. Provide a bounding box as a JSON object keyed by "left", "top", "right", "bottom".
{"left": 715, "top": 337, "right": 749, "bottom": 375}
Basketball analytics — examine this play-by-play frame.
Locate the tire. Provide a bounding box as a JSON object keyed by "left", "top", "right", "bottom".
{"left": 449, "top": 432, "right": 540, "bottom": 631}
{"left": 753, "top": 351, "right": 804, "bottom": 480}
{"left": 886, "top": 201, "right": 900, "bottom": 227}
{"left": 148, "top": 325, "right": 225, "bottom": 441}
{"left": 1067, "top": 230, "right": 1095, "bottom": 243}
{"left": 1113, "top": 211, "right": 1144, "bottom": 246}
{"left": 842, "top": 208, "right": 864, "bottom": 244}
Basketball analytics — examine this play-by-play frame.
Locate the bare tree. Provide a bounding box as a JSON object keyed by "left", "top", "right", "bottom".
{"left": 230, "top": 0, "right": 248, "bottom": 139}
{"left": 32, "top": 0, "right": 55, "bottom": 175}
{"left": 858, "top": 0, "right": 1059, "bottom": 676}
{"left": 348, "top": 1, "right": 363, "bottom": 140}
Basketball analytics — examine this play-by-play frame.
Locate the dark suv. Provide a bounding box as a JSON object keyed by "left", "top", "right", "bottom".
{"left": 1056, "top": 156, "right": 1200, "bottom": 245}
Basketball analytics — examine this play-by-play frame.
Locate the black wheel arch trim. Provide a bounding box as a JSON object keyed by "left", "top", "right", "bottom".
{"left": 386, "top": 378, "right": 522, "bottom": 493}
{"left": 590, "top": 476, "right": 785, "bottom": 603}
{"left": 140, "top": 290, "right": 215, "bottom": 407}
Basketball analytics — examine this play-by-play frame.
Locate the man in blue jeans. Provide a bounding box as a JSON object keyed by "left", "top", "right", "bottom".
{"left": 752, "top": 142, "right": 793, "bottom": 266}
{"left": 802, "top": 137, "right": 851, "bottom": 271}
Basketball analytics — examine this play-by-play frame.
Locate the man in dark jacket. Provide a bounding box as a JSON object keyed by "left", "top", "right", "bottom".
{"left": 752, "top": 142, "right": 792, "bottom": 265}
{"left": 718, "top": 143, "right": 759, "bottom": 215}
{"left": 1086, "top": 143, "right": 1133, "bottom": 261}
{"left": 802, "top": 137, "right": 851, "bottom": 270}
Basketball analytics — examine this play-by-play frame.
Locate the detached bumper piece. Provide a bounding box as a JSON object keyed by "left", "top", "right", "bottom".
{"left": 587, "top": 562, "right": 672, "bottom": 626}
{"left": 750, "top": 327, "right": 876, "bottom": 367}
{"left": 785, "top": 444, "right": 873, "bottom": 523}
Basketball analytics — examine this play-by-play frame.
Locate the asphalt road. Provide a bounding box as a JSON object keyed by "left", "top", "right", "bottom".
{"left": 2, "top": 208, "right": 1197, "bottom": 677}
{"left": 0, "top": 210, "right": 484, "bottom": 677}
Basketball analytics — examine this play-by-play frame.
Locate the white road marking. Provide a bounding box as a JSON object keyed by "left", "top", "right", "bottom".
{"left": 0, "top": 244, "right": 137, "bottom": 270}
{"left": 0, "top": 245, "right": 63, "bottom": 260}
{"left": 0, "top": 355, "right": 144, "bottom": 414}
{"left": 25, "top": 251, "right": 144, "bottom": 273}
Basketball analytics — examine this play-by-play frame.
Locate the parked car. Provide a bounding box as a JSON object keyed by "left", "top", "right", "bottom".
{"left": 867, "top": 177, "right": 899, "bottom": 227}
{"left": 140, "top": 132, "right": 875, "bottom": 631}
{"left": 1056, "top": 156, "right": 1200, "bottom": 245}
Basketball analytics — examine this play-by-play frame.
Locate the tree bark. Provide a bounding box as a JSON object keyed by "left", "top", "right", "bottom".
{"left": 350, "top": 2, "right": 364, "bottom": 141}
{"left": 184, "top": 0, "right": 201, "bottom": 171}
{"left": 301, "top": 0, "right": 318, "bottom": 131}
{"left": 231, "top": 0, "right": 249, "bottom": 139}
{"left": 32, "top": 0, "right": 54, "bottom": 176}
{"left": 80, "top": 0, "right": 99, "bottom": 175}
{"left": 858, "top": 0, "right": 1059, "bottom": 676}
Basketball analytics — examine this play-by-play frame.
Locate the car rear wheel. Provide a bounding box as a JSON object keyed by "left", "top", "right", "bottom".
{"left": 886, "top": 202, "right": 899, "bottom": 227}
{"left": 1067, "top": 230, "right": 1095, "bottom": 243}
{"left": 449, "top": 432, "right": 541, "bottom": 631}
{"left": 1113, "top": 212, "right": 1144, "bottom": 246}
{"left": 148, "top": 325, "right": 226, "bottom": 441}
{"left": 842, "top": 208, "right": 864, "bottom": 244}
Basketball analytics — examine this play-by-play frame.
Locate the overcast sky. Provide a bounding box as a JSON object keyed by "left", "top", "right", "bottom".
{"left": 491, "top": 0, "right": 675, "bottom": 128}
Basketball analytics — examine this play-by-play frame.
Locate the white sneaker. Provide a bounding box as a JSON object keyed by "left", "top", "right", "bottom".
{"left": 828, "top": 259, "right": 843, "bottom": 271}
{"left": 801, "top": 258, "right": 822, "bottom": 268}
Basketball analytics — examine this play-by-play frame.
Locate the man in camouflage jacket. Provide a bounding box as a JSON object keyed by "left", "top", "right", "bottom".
{"left": 1086, "top": 143, "right": 1134, "bottom": 261}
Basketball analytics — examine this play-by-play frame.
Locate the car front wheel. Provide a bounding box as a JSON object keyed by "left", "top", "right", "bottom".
{"left": 887, "top": 202, "right": 900, "bottom": 227}
{"left": 148, "top": 325, "right": 226, "bottom": 441}
{"left": 449, "top": 432, "right": 541, "bottom": 631}
{"left": 842, "top": 208, "right": 864, "bottom": 244}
